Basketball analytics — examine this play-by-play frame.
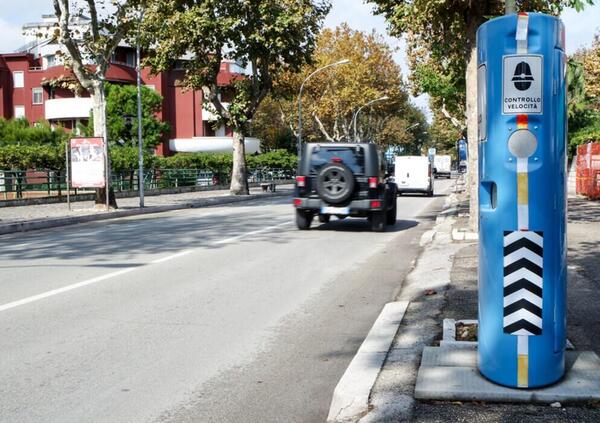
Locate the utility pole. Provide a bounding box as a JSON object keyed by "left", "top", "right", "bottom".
{"left": 136, "top": 8, "right": 145, "bottom": 207}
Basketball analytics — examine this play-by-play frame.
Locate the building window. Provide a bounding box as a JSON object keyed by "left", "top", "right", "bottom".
{"left": 126, "top": 51, "right": 135, "bottom": 67}
{"left": 14, "top": 106, "right": 25, "bottom": 119}
{"left": 46, "top": 54, "right": 57, "bottom": 68}
{"left": 13, "top": 71, "right": 24, "bottom": 88}
{"left": 32, "top": 88, "right": 44, "bottom": 105}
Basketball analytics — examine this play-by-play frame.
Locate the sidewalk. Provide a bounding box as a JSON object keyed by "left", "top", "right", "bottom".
{"left": 0, "top": 185, "right": 292, "bottom": 235}
{"left": 359, "top": 190, "right": 600, "bottom": 422}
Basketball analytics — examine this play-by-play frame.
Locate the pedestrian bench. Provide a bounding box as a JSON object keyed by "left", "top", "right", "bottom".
{"left": 260, "top": 182, "right": 277, "bottom": 192}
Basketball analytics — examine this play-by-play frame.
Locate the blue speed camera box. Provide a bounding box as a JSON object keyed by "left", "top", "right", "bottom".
{"left": 477, "top": 12, "right": 567, "bottom": 388}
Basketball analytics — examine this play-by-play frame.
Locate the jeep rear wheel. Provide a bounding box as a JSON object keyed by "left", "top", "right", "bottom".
{"left": 316, "top": 163, "right": 355, "bottom": 204}
{"left": 370, "top": 210, "right": 386, "bottom": 232}
{"left": 296, "top": 210, "right": 313, "bottom": 230}
{"left": 386, "top": 197, "right": 397, "bottom": 225}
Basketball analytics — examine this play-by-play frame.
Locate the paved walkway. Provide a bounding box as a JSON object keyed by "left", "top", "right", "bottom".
{"left": 412, "top": 195, "right": 600, "bottom": 422}
{"left": 0, "top": 185, "right": 293, "bottom": 225}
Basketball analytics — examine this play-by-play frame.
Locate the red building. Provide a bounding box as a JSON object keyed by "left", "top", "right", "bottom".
{"left": 0, "top": 15, "right": 260, "bottom": 156}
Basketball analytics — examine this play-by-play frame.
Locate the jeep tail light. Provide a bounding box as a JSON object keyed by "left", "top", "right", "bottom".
{"left": 296, "top": 176, "right": 306, "bottom": 187}
{"left": 368, "top": 177, "right": 378, "bottom": 189}
{"left": 370, "top": 200, "right": 382, "bottom": 209}
{"left": 293, "top": 198, "right": 303, "bottom": 207}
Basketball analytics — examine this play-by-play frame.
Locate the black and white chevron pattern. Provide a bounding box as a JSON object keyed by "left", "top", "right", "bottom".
{"left": 503, "top": 231, "right": 543, "bottom": 336}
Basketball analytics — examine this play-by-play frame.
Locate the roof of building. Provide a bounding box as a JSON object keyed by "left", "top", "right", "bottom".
{"left": 41, "top": 63, "right": 137, "bottom": 84}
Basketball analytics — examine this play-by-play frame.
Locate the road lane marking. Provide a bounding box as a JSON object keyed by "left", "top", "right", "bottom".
{"left": 151, "top": 250, "right": 193, "bottom": 264}
{"left": 0, "top": 220, "right": 292, "bottom": 313}
{"left": 214, "top": 221, "right": 292, "bottom": 245}
{"left": 0, "top": 267, "right": 138, "bottom": 313}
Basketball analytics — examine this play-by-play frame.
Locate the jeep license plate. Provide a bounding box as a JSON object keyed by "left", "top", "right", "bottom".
{"left": 321, "top": 206, "right": 349, "bottom": 215}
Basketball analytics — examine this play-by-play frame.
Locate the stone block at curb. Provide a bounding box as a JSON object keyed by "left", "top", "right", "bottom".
{"left": 415, "top": 346, "right": 600, "bottom": 403}
{"left": 0, "top": 191, "right": 289, "bottom": 235}
{"left": 440, "top": 318, "right": 478, "bottom": 348}
{"left": 419, "top": 230, "right": 436, "bottom": 247}
{"left": 327, "top": 301, "right": 409, "bottom": 423}
{"left": 451, "top": 228, "right": 479, "bottom": 242}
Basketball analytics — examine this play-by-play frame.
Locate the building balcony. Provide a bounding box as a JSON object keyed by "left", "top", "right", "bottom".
{"left": 45, "top": 97, "right": 93, "bottom": 120}
{"left": 202, "top": 103, "right": 230, "bottom": 121}
{"left": 169, "top": 136, "right": 261, "bottom": 154}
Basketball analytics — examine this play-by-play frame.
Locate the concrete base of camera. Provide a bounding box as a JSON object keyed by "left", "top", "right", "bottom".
{"left": 415, "top": 344, "right": 600, "bottom": 403}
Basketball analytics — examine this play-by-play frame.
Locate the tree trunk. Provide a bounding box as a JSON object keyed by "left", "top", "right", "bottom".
{"left": 465, "top": 32, "right": 479, "bottom": 231}
{"left": 91, "top": 85, "right": 118, "bottom": 208}
{"left": 230, "top": 129, "right": 249, "bottom": 195}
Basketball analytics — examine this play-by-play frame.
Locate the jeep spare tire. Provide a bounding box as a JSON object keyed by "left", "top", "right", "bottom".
{"left": 316, "top": 163, "right": 355, "bottom": 204}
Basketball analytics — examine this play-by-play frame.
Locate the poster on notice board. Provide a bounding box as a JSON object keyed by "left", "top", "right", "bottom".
{"left": 70, "top": 137, "right": 105, "bottom": 188}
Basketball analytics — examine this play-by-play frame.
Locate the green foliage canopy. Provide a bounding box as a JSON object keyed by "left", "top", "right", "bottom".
{"left": 141, "top": 0, "right": 330, "bottom": 131}
{"left": 369, "top": 0, "right": 595, "bottom": 127}
{"left": 0, "top": 119, "right": 69, "bottom": 170}
{"left": 83, "top": 83, "right": 169, "bottom": 150}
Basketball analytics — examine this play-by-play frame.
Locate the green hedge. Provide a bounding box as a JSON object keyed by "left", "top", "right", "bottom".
{"left": 0, "top": 118, "right": 69, "bottom": 147}
{"left": 1, "top": 144, "right": 298, "bottom": 175}
{"left": 569, "top": 119, "right": 600, "bottom": 157}
{"left": 156, "top": 149, "right": 298, "bottom": 172}
{"left": 0, "top": 144, "right": 66, "bottom": 170}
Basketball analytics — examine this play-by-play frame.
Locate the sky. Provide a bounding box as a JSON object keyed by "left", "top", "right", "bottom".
{"left": 1, "top": 0, "right": 600, "bottom": 119}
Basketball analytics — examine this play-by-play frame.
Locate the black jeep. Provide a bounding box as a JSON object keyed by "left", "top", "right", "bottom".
{"left": 292, "top": 143, "right": 397, "bottom": 232}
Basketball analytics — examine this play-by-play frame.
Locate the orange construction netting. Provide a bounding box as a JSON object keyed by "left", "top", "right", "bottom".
{"left": 576, "top": 142, "right": 600, "bottom": 200}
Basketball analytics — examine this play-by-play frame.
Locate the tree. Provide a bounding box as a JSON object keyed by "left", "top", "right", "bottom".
{"left": 370, "top": 0, "right": 595, "bottom": 229}
{"left": 580, "top": 32, "right": 600, "bottom": 112}
{"left": 83, "top": 83, "right": 169, "bottom": 150}
{"left": 567, "top": 33, "right": 600, "bottom": 155}
{"left": 259, "top": 24, "right": 426, "bottom": 152}
{"left": 428, "top": 109, "right": 464, "bottom": 159}
{"left": 51, "top": 0, "right": 139, "bottom": 208}
{"left": 248, "top": 95, "right": 296, "bottom": 153}
{"left": 0, "top": 118, "right": 69, "bottom": 148}
{"left": 141, "top": 0, "right": 329, "bottom": 195}
{"left": 0, "top": 118, "right": 69, "bottom": 170}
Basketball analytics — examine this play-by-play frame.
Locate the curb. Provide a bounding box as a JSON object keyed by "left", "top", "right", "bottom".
{"left": 0, "top": 191, "right": 290, "bottom": 235}
{"left": 327, "top": 301, "right": 409, "bottom": 422}
{"left": 357, "top": 182, "right": 463, "bottom": 422}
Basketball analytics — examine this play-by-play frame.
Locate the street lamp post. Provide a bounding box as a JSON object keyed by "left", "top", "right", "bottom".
{"left": 352, "top": 96, "right": 389, "bottom": 142}
{"left": 136, "top": 8, "right": 145, "bottom": 208}
{"left": 297, "top": 59, "right": 350, "bottom": 156}
{"left": 392, "top": 122, "right": 420, "bottom": 155}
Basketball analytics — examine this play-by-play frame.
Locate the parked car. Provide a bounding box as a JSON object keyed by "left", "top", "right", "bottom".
{"left": 196, "top": 171, "right": 216, "bottom": 186}
{"left": 433, "top": 155, "right": 452, "bottom": 179}
{"left": 394, "top": 155, "right": 434, "bottom": 196}
{"left": 293, "top": 143, "right": 397, "bottom": 232}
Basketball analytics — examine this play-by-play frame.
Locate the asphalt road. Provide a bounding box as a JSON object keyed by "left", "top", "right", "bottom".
{"left": 0, "top": 179, "right": 454, "bottom": 423}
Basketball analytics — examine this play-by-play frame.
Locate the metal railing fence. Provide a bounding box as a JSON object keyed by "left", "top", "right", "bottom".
{"left": 0, "top": 168, "right": 295, "bottom": 200}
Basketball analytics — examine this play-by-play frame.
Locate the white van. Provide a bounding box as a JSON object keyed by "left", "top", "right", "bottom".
{"left": 433, "top": 155, "right": 452, "bottom": 179}
{"left": 394, "top": 156, "right": 434, "bottom": 196}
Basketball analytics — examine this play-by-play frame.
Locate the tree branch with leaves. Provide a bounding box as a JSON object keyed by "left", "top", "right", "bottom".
{"left": 370, "top": 0, "right": 595, "bottom": 229}
{"left": 141, "top": 0, "right": 329, "bottom": 195}
{"left": 51, "top": 0, "right": 139, "bottom": 207}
